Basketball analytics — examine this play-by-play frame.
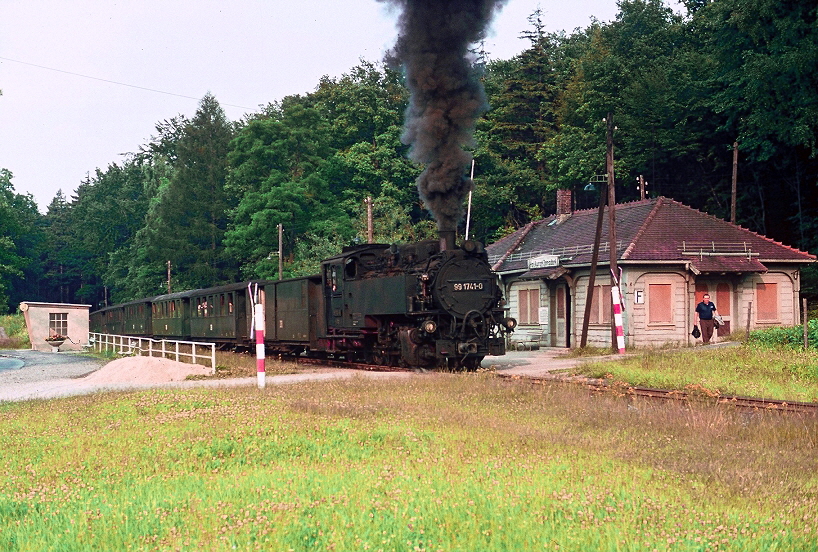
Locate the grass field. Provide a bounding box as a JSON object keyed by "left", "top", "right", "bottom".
{"left": 574, "top": 344, "right": 818, "bottom": 403}
{"left": 1, "top": 372, "right": 816, "bottom": 550}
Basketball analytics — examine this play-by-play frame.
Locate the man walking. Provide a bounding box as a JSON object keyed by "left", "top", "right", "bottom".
{"left": 695, "top": 293, "right": 718, "bottom": 345}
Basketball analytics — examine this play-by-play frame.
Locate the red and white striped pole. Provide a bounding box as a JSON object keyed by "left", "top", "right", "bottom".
{"left": 250, "top": 284, "right": 266, "bottom": 389}
{"left": 611, "top": 285, "right": 626, "bottom": 354}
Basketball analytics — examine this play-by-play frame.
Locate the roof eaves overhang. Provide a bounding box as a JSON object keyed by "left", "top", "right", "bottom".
{"left": 758, "top": 258, "right": 817, "bottom": 264}
{"left": 493, "top": 269, "right": 528, "bottom": 278}
{"left": 560, "top": 259, "right": 688, "bottom": 269}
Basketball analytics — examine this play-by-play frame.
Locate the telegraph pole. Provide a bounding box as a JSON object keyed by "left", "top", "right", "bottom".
{"left": 580, "top": 178, "right": 607, "bottom": 348}
{"left": 731, "top": 141, "right": 738, "bottom": 224}
{"left": 167, "top": 261, "right": 172, "bottom": 293}
{"left": 606, "top": 114, "right": 618, "bottom": 281}
{"left": 278, "top": 223, "right": 283, "bottom": 281}
{"left": 365, "top": 196, "right": 374, "bottom": 243}
{"left": 606, "top": 113, "right": 621, "bottom": 353}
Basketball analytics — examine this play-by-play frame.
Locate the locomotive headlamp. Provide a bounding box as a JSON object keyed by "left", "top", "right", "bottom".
{"left": 421, "top": 319, "right": 437, "bottom": 334}
{"left": 503, "top": 317, "right": 518, "bottom": 330}
{"left": 462, "top": 240, "right": 484, "bottom": 254}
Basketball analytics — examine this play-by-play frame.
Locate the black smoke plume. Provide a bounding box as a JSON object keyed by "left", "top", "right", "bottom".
{"left": 381, "top": 0, "right": 508, "bottom": 232}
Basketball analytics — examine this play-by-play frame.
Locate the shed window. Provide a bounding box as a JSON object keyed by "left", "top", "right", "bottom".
{"left": 518, "top": 288, "right": 540, "bottom": 325}
{"left": 589, "top": 284, "right": 611, "bottom": 324}
{"left": 756, "top": 283, "right": 778, "bottom": 321}
{"left": 648, "top": 284, "right": 673, "bottom": 324}
{"left": 49, "top": 313, "right": 68, "bottom": 337}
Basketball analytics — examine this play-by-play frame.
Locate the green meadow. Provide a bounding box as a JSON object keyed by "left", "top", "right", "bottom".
{"left": 1, "top": 370, "right": 816, "bottom": 551}
{"left": 575, "top": 343, "right": 818, "bottom": 403}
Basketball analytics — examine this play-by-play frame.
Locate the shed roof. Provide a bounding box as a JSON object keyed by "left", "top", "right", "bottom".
{"left": 487, "top": 197, "right": 815, "bottom": 275}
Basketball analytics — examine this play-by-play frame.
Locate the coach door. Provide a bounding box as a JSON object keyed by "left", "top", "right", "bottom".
{"left": 325, "top": 263, "right": 345, "bottom": 329}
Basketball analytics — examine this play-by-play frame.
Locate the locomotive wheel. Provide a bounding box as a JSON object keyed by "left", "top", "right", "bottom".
{"left": 462, "top": 356, "right": 485, "bottom": 371}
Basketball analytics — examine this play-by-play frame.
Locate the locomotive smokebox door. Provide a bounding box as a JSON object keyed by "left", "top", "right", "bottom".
{"left": 433, "top": 258, "right": 496, "bottom": 318}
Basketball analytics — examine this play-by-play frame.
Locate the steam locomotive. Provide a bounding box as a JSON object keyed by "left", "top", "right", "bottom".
{"left": 90, "top": 232, "right": 516, "bottom": 370}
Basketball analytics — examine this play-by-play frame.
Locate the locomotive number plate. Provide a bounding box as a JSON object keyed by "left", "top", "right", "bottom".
{"left": 453, "top": 281, "right": 486, "bottom": 291}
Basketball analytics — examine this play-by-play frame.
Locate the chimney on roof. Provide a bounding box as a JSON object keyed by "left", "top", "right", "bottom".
{"left": 556, "top": 189, "right": 572, "bottom": 221}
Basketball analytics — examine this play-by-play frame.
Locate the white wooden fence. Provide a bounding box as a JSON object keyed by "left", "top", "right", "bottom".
{"left": 88, "top": 333, "right": 217, "bottom": 374}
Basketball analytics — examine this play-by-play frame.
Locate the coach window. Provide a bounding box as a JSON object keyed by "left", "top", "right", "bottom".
{"left": 345, "top": 258, "right": 357, "bottom": 279}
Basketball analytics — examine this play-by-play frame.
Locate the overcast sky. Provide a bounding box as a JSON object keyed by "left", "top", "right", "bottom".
{"left": 1, "top": 0, "right": 641, "bottom": 211}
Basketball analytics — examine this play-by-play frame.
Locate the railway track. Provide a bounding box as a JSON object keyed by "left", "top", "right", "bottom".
{"left": 497, "top": 372, "right": 818, "bottom": 414}
{"left": 293, "top": 356, "right": 818, "bottom": 414}
{"left": 296, "top": 357, "right": 411, "bottom": 372}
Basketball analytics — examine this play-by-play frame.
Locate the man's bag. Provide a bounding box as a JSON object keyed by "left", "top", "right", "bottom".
{"left": 713, "top": 314, "right": 724, "bottom": 328}
{"left": 691, "top": 325, "right": 701, "bottom": 338}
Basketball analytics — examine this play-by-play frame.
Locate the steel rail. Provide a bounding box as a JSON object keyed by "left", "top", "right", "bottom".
{"left": 296, "top": 357, "right": 410, "bottom": 372}
{"left": 497, "top": 372, "right": 818, "bottom": 414}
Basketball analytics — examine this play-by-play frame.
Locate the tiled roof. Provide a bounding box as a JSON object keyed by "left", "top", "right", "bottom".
{"left": 487, "top": 197, "right": 815, "bottom": 274}
{"left": 688, "top": 256, "right": 768, "bottom": 274}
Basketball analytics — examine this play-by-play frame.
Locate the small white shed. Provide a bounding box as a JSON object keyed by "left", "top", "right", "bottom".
{"left": 19, "top": 302, "right": 91, "bottom": 352}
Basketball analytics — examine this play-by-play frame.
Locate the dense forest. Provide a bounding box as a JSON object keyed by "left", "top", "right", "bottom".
{"left": 1, "top": 0, "right": 816, "bottom": 312}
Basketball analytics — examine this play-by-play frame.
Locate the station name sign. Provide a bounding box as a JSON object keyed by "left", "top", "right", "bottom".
{"left": 527, "top": 254, "right": 560, "bottom": 269}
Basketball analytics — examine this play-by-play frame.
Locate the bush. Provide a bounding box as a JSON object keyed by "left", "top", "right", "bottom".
{"left": 747, "top": 319, "right": 818, "bottom": 349}
{"left": 0, "top": 313, "right": 29, "bottom": 349}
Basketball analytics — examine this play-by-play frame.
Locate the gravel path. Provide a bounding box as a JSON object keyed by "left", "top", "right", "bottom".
{"left": 1, "top": 344, "right": 685, "bottom": 403}
{"left": 0, "top": 349, "right": 417, "bottom": 402}
{"left": 0, "top": 350, "right": 106, "bottom": 383}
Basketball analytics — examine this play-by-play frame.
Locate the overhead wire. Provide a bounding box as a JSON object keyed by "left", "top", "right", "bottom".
{"left": 0, "top": 56, "right": 256, "bottom": 111}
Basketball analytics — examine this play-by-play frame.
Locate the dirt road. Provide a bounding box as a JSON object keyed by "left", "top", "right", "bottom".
{"left": 0, "top": 347, "right": 612, "bottom": 403}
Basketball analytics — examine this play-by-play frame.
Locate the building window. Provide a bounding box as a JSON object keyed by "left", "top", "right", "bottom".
{"left": 648, "top": 283, "right": 673, "bottom": 324}
{"left": 588, "top": 284, "right": 611, "bottom": 324}
{"left": 49, "top": 313, "right": 68, "bottom": 337}
{"left": 756, "top": 282, "right": 778, "bottom": 321}
{"left": 716, "top": 283, "right": 731, "bottom": 316}
{"left": 518, "top": 288, "right": 540, "bottom": 325}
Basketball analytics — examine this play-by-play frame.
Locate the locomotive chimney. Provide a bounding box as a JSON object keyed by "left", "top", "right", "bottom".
{"left": 439, "top": 229, "right": 456, "bottom": 251}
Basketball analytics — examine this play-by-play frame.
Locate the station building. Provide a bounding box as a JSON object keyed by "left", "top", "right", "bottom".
{"left": 487, "top": 194, "right": 815, "bottom": 349}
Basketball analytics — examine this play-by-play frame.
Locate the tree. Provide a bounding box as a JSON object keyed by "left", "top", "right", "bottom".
{"left": 477, "top": 10, "right": 560, "bottom": 231}
{"left": 225, "top": 96, "right": 336, "bottom": 279}
{"left": 0, "top": 170, "right": 43, "bottom": 312}
{"left": 695, "top": 0, "right": 818, "bottom": 250}
{"left": 127, "top": 94, "right": 237, "bottom": 294}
